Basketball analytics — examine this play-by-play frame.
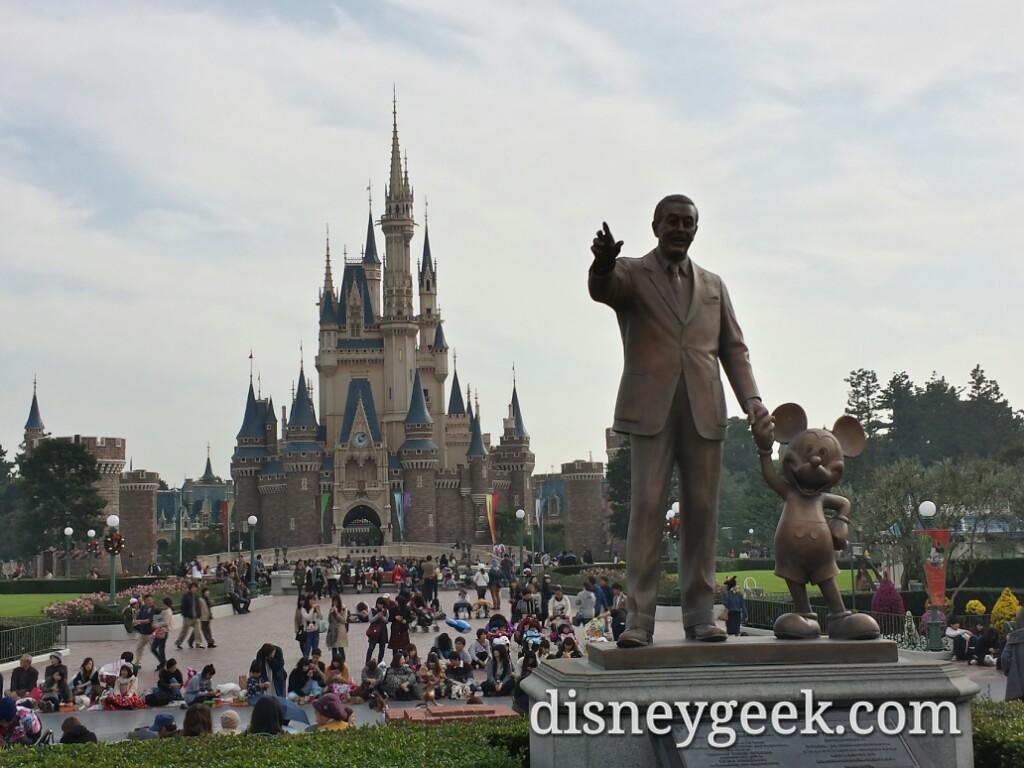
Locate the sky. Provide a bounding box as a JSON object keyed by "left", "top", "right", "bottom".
{"left": 2, "top": 1, "right": 1023, "bottom": 485}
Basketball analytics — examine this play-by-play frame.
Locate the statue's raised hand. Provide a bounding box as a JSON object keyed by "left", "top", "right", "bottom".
{"left": 591, "top": 222, "right": 623, "bottom": 271}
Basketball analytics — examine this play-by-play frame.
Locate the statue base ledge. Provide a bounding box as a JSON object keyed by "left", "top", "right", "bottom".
{"left": 586, "top": 636, "right": 898, "bottom": 670}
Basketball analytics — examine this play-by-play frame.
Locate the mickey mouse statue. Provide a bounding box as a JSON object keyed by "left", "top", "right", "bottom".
{"left": 752, "top": 403, "right": 880, "bottom": 641}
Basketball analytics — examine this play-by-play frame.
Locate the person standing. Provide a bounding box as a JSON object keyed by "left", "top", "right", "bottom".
{"left": 176, "top": 582, "right": 204, "bottom": 650}
{"left": 365, "top": 597, "right": 389, "bottom": 664}
{"left": 133, "top": 594, "right": 158, "bottom": 666}
{"left": 327, "top": 594, "right": 349, "bottom": 665}
{"left": 150, "top": 597, "right": 174, "bottom": 670}
{"left": 299, "top": 595, "right": 324, "bottom": 659}
{"left": 722, "top": 577, "right": 746, "bottom": 636}
{"left": 1001, "top": 608, "right": 1024, "bottom": 702}
{"left": 589, "top": 195, "right": 769, "bottom": 647}
{"left": 198, "top": 586, "right": 217, "bottom": 648}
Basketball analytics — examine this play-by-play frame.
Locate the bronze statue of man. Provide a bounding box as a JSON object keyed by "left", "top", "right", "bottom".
{"left": 589, "top": 194, "right": 770, "bottom": 647}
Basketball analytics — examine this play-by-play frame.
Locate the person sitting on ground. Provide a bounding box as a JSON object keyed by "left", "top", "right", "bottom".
{"left": 974, "top": 627, "right": 1001, "bottom": 667}
{"left": 158, "top": 658, "right": 185, "bottom": 702}
{"left": 469, "top": 628, "right": 490, "bottom": 669}
{"left": 512, "top": 652, "right": 539, "bottom": 715}
{"left": 417, "top": 652, "right": 447, "bottom": 702}
{"left": 555, "top": 634, "right": 583, "bottom": 659}
{"left": 308, "top": 692, "right": 355, "bottom": 732}
{"left": 72, "top": 657, "right": 101, "bottom": 706}
{"left": 445, "top": 651, "right": 475, "bottom": 687}
{"left": 104, "top": 664, "right": 145, "bottom": 710}
{"left": 482, "top": 638, "right": 514, "bottom": 696}
{"left": 547, "top": 585, "right": 572, "bottom": 628}
{"left": 287, "top": 657, "right": 324, "bottom": 703}
{"left": 248, "top": 696, "right": 285, "bottom": 736}
{"left": 184, "top": 664, "right": 220, "bottom": 705}
{"left": 381, "top": 653, "right": 420, "bottom": 701}
{"left": 41, "top": 652, "right": 72, "bottom": 711}
{"left": 219, "top": 709, "right": 241, "bottom": 735}
{"left": 0, "top": 696, "right": 42, "bottom": 746}
{"left": 946, "top": 617, "right": 973, "bottom": 661}
{"left": 182, "top": 703, "right": 213, "bottom": 737}
{"left": 59, "top": 716, "right": 97, "bottom": 744}
{"left": 4, "top": 655, "right": 38, "bottom": 699}
{"left": 246, "top": 661, "right": 270, "bottom": 706}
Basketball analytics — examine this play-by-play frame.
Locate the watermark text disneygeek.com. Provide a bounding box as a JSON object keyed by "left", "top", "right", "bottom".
{"left": 529, "top": 689, "right": 959, "bottom": 748}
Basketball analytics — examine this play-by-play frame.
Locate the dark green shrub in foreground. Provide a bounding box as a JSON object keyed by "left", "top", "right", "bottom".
{"left": 0, "top": 719, "right": 530, "bottom": 768}
{"left": 972, "top": 699, "right": 1024, "bottom": 767}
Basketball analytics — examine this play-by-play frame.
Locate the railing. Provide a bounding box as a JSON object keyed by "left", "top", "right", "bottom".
{"left": 0, "top": 619, "right": 67, "bottom": 664}
{"left": 744, "top": 597, "right": 911, "bottom": 638}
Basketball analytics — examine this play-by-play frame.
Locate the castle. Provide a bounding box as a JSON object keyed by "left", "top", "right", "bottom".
{"left": 230, "top": 104, "right": 543, "bottom": 549}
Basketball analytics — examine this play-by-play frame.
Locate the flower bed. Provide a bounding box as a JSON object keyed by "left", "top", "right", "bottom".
{"left": 43, "top": 578, "right": 224, "bottom": 622}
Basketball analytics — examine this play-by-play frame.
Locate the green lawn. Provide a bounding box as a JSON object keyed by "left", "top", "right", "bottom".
{"left": 0, "top": 593, "right": 85, "bottom": 617}
{"left": 721, "top": 570, "right": 853, "bottom": 594}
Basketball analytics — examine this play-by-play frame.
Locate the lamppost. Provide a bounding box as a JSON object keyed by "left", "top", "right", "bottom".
{"left": 748, "top": 527, "right": 755, "bottom": 554}
{"left": 63, "top": 527, "right": 74, "bottom": 578}
{"left": 106, "top": 514, "right": 120, "bottom": 608}
{"left": 87, "top": 529, "right": 96, "bottom": 576}
{"left": 515, "top": 509, "right": 526, "bottom": 577}
{"left": 247, "top": 515, "right": 258, "bottom": 592}
{"left": 918, "top": 500, "right": 944, "bottom": 651}
{"left": 850, "top": 542, "right": 864, "bottom": 611}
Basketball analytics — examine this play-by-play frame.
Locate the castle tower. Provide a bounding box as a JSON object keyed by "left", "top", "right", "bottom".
{"left": 444, "top": 367, "right": 470, "bottom": 467}
{"left": 492, "top": 381, "right": 536, "bottom": 517}
{"left": 283, "top": 363, "right": 323, "bottom": 546}
{"left": 562, "top": 459, "right": 606, "bottom": 555}
{"left": 318, "top": 230, "right": 339, "bottom": 356}
{"left": 466, "top": 400, "right": 489, "bottom": 544}
{"left": 119, "top": 469, "right": 159, "bottom": 572}
{"left": 418, "top": 225, "right": 438, "bottom": 349}
{"left": 23, "top": 378, "right": 46, "bottom": 457}
{"left": 380, "top": 98, "right": 419, "bottom": 448}
{"left": 363, "top": 203, "right": 382, "bottom": 317}
{"left": 399, "top": 369, "right": 438, "bottom": 542}
{"left": 230, "top": 380, "right": 268, "bottom": 537}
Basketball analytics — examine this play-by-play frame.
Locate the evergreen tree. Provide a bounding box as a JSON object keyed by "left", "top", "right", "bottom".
{"left": 17, "top": 440, "right": 107, "bottom": 552}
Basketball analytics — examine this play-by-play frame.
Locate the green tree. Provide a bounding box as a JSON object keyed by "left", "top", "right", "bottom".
{"left": 607, "top": 442, "right": 631, "bottom": 540}
{"left": 844, "top": 368, "right": 884, "bottom": 439}
{"left": 17, "top": 440, "right": 106, "bottom": 552}
{"left": 0, "top": 444, "right": 24, "bottom": 560}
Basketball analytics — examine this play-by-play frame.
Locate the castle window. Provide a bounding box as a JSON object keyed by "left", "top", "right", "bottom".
{"left": 398, "top": 349, "right": 404, "bottom": 362}
{"left": 417, "top": 475, "right": 423, "bottom": 488}
{"left": 513, "top": 494, "right": 519, "bottom": 506}
{"left": 290, "top": 517, "right": 296, "bottom": 531}
{"left": 427, "top": 513, "right": 435, "bottom": 528}
{"left": 424, "top": 389, "right": 430, "bottom": 401}
{"left": 301, "top": 478, "right": 308, "bottom": 491}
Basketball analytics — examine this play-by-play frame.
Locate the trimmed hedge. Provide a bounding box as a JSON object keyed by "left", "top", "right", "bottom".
{"left": 973, "top": 700, "right": 1024, "bottom": 767}
{"left": 550, "top": 558, "right": 777, "bottom": 577}
{"left": 950, "top": 558, "right": 1024, "bottom": 589}
{"left": 0, "top": 719, "right": 529, "bottom": 767}
{"left": 0, "top": 577, "right": 160, "bottom": 595}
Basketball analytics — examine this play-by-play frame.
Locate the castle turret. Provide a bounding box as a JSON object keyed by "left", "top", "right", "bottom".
{"left": 400, "top": 369, "right": 438, "bottom": 541}
{"left": 363, "top": 203, "right": 382, "bottom": 317}
{"left": 282, "top": 363, "right": 322, "bottom": 547}
{"left": 23, "top": 378, "right": 46, "bottom": 457}
{"left": 231, "top": 379, "right": 268, "bottom": 532}
{"left": 319, "top": 229, "right": 339, "bottom": 354}
{"left": 562, "top": 459, "right": 606, "bottom": 555}
{"left": 493, "top": 381, "right": 535, "bottom": 518}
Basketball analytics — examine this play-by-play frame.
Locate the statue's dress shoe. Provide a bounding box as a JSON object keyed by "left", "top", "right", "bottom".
{"left": 685, "top": 623, "right": 727, "bottom": 642}
{"left": 774, "top": 612, "right": 821, "bottom": 639}
{"left": 616, "top": 628, "right": 653, "bottom": 648}
{"left": 827, "top": 611, "right": 880, "bottom": 641}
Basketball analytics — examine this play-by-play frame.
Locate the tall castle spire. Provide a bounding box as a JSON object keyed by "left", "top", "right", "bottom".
{"left": 323, "top": 224, "right": 334, "bottom": 294}
{"left": 25, "top": 376, "right": 44, "bottom": 431}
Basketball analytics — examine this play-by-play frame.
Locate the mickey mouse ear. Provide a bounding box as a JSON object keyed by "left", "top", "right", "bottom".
{"left": 771, "top": 403, "right": 807, "bottom": 444}
{"left": 832, "top": 416, "right": 866, "bottom": 457}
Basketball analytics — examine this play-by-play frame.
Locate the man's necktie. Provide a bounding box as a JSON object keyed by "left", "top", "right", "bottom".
{"left": 671, "top": 264, "right": 689, "bottom": 318}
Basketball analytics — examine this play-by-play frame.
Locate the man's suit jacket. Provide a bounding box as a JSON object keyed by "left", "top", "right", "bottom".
{"left": 589, "top": 249, "right": 759, "bottom": 440}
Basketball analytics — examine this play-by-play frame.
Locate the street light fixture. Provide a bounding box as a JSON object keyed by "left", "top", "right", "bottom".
{"left": 87, "top": 529, "right": 96, "bottom": 576}
{"left": 247, "top": 515, "right": 258, "bottom": 592}
{"left": 515, "top": 509, "right": 526, "bottom": 577}
{"left": 918, "top": 500, "right": 943, "bottom": 652}
{"left": 106, "top": 514, "right": 120, "bottom": 608}
{"left": 63, "top": 527, "right": 74, "bottom": 578}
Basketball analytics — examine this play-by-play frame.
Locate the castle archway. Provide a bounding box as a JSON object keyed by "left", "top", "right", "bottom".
{"left": 340, "top": 504, "right": 384, "bottom": 546}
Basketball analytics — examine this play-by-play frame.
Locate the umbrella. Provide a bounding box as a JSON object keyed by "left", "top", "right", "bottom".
{"left": 273, "top": 696, "right": 310, "bottom": 725}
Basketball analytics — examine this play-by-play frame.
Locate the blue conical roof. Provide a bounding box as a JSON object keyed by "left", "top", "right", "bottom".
{"left": 419, "top": 226, "right": 435, "bottom": 282}
{"left": 511, "top": 384, "right": 529, "bottom": 439}
{"left": 265, "top": 396, "right": 277, "bottom": 425}
{"left": 201, "top": 456, "right": 216, "bottom": 482}
{"left": 404, "top": 369, "right": 433, "bottom": 425}
{"left": 447, "top": 370, "right": 466, "bottom": 416}
{"left": 289, "top": 367, "right": 318, "bottom": 427}
{"left": 433, "top": 323, "right": 448, "bottom": 351}
{"left": 467, "top": 413, "right": 487, "bottom": 458}
{"left": 25, "top": 390, "right": 44, "bottom": 431}
{"left": 363, "top": 209, "right": 380, "bottom": 265}
{"left": 236, "top": 381, "right": 264, "bottom": 440}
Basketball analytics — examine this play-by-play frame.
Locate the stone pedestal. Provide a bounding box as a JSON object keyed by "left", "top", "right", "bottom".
{"left": 521, "top": 638, "right": 978, "bottom": 768}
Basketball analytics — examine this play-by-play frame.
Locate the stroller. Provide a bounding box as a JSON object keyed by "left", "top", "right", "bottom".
{"left": 414, "top": 604, "right": 443, "bottom": 633}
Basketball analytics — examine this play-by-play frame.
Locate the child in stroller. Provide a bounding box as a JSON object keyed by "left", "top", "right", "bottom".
{"left": 414, "top": 603, "right": 441, "bottom": 633}
{"left": 485, "top": 613, "right": 514, "bottom": 645}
